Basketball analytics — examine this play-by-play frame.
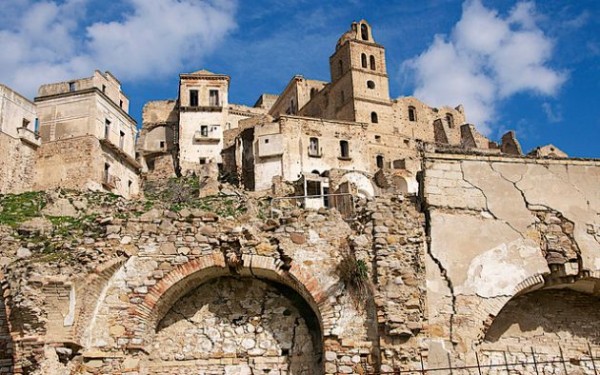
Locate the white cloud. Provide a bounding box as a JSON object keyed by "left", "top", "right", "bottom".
{"left": 0, "top": 0, "right": 237, "bottom": 98}
{"left": 403, "top": 0, "right": 566, "bottom": 135}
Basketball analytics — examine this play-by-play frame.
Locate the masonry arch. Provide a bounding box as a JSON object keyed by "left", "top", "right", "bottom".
{"left": 134, "top": 254, "right": 332, "bottom": 374}
{"left": 482, "top": 277, "right": 600, "bottom": 353}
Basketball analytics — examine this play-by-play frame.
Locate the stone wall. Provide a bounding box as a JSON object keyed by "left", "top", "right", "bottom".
{"left": 0, "top": 133, "right": 37, "bottom": 194}
{"left": 422, "top": 152, "right": 600, "bottom": 369}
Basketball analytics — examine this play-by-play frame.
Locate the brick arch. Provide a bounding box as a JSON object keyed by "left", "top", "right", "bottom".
{"left": 477, "top": 275, "right": 600, "bottom": 344}
{"left": 131, "top": 253, "right": 335, "bottom": 349}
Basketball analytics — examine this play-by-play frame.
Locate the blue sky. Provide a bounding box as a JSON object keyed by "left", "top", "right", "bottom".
{"left": 1, "top": 0, "right": 598, "bottom": 157}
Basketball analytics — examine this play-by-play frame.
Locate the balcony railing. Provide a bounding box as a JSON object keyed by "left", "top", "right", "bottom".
{"left": 17, "top": 127, "right": 41, "bottom": 147}
{"left": 193, "top": 131, "right": 220, "bottom": 142}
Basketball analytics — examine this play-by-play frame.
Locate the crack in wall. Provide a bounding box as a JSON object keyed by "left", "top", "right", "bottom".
{"left": 424, "top": 208, "right": 456, "bottom": 344}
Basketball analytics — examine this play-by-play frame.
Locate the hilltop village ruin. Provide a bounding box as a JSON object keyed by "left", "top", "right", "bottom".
{"left": 0, "top": 20, "right": 599, "bottom": 375}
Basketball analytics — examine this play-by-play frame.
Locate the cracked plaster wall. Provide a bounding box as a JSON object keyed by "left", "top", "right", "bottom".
{"left": 423, "top": 153, "right": 600, "bottom": 363}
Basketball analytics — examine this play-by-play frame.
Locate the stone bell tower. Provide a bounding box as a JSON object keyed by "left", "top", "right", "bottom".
{"left": 328, "top": 20, "right": 392, "bottom": 126}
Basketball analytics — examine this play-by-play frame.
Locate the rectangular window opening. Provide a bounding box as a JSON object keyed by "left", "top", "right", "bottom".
{"left": 119, "top": 130, "right": 125, "bottom": 149}
{"left": 209, "top": 89, "right": 219, "bottom": 106}
{"left": 190, "top": 90, "right": 199, "bottom": 107}
{"left": 306, "top": 180, "right": 321, "bottom": 197}
{"left": 200, "top": 125, "right": 209, "bottom": 137}
{"left": 69, "top": 82, "right": 76, "bottom": 92}
{"left": 104, "top": 119, "right": 111, "bottom": 139}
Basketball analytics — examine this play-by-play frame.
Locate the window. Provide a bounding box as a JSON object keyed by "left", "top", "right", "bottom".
{"left": 264, "top": 138, "right": 269, "bottom": 144}
{"left": 190, "top": 90, "right": 199, "bottom": 107}
{"left": 119, "top": 130, "right": 125, "bottom": 149}
{"left": 290, "top": 99, "right": 296, "bottom": 114}
{"left": 22, "top": 118, "right": 30, "bottom": 129}
{"left": 310, "top": 88, "right": 318, "bottom": 99}
{"left": 446, "top": 113, "right": 454, "bottom": 128}
{"left": 408, "top": 106, "right": 417, "bottom": 121}
{"left": 309, "top": 137, "right": 319, "bottom": 156}
{"left": 371, "top": 112, "right": 378, "bottom": 123}
{"left": 338, "top": 60, "right": 343, "bottom": 76}
{"left": 199, "top": 158, "right": 207, "bottom": 165}
{"left": 102, "top": 84, "right": 106, "bottom": 93}
{"left": 119, "top": 100, "right": 123, "bottom": 108}
{"left": 68, "top": 82, "right": 76, "bottom": 92}
{"left": 370, "top": 55, "right": 376, "bottom": 70}
{"left": 34, "top": 118, "right": 39, "bottom": 132}
{"left": 104, "top": 163, "right": 110, "bottom": 183}
{"left": 367, "top": 80, "right": 375, "bottom": 89}
{"left": 104, "top": 119, "right": 111, "bottom": 139}
{"left": 209, "top": 89, "right": 219, "bottom": 106}
{"left": 159, "top": 141, "right": 165, "bottom": 149}
{"left": 376, "top": 155, "right": 384, "bottom": 169}
{"left": 361, "top": 24, "right": 369, "bottom": 41}
{"left": 128, "top": 180, "right": 132, "bottom": 194}
{"left": 200, "top": 125, "right": 209, "bottom": 137}
{"left": 375, "top": 135, "right": 381, "bottom": 142}
{"left": 306, "top": 180, "right": 321, "bottom": 197}
{"left": 339, "top": 140, "right": 349, "bottom": 158}
{"left": 361, "top": 53, "right": 367, "bottom": 68}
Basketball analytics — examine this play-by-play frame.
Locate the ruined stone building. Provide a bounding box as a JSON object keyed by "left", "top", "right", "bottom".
{"left": 1, "top": 19, "right": 599, "bottom": 375}
{"left": 139, "top": 20, "right": 524, "bottom": 208}
{"left": 0, "top": 71, "right": 140, "bottom": 198}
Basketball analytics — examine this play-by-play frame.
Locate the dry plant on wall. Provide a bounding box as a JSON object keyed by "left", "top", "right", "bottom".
{"left": 337, "top": 241, "right": 372, "bottom": 307}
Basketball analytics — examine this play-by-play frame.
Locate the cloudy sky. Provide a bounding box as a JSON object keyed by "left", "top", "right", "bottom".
{"left": 1, "top": 0, "right": 598, "bottom": 156}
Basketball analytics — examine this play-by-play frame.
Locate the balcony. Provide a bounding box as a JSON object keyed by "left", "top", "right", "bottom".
{"left": 193, "top": 131, "right": 220, "bottom": 143}
{"left": 102, "top": 173, "right": 116, "bottom": 190}
{"left": 17, "top": 127, "right": 41, "bottom": 147}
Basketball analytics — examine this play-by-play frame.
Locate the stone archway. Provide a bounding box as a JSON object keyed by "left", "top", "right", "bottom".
{"left": 147, "top": 276, "right": 322, "bottom": 374}
{"left": 132, "top": 254, "right": 332, "bottom": 374}
{"left": 480, "top": 280, "right": 600, "bottom": 373}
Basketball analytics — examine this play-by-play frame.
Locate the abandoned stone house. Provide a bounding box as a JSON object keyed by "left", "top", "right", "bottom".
{"left": 139, "top": 20, "right": 526, "bottom": 210}
{"left": 0, "top": 71, "right": 140, "bottom": 198}
{"left": 1, "top": 19, "right": 599, "bottom": 375}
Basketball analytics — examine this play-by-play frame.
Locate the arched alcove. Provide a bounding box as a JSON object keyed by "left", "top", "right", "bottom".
{"left": 484, "top": 286, "right": 600, "bottom": 350}
{"left": 149, "top": 276, "right": 323, "bottom": 374}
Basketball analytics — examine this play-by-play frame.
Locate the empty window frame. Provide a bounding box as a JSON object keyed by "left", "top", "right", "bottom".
{"left": 339, "top": 140, "right": 350, "bottom": 158}
{"left": 338, "top": 60, "right": 344, "bottom": 76}
{"left": 361, "top": 53, "right": 368, "bottom": 68}
{"left": 119, "top": 130, "right": 125, "bottom": 149}
{"left": 22, "top": 118, "right": 30, "bottom": 129}
{"left": 159, "top": 141, "right": 165, "bottom": 149}
{"left": 309, "top": 137, "right": 319, "bottom": 156}
{"left": 340, "top": 90, "right": 345, "bottom": 105}
{"left": 102, "top": 84, "right": 106, "bottom": 93}
{"left": 361, "top": 24, "right": 369, "bottom": 41}
{"left": 446, "top": 113, "right": 454, "bottom": 128}
{"left": 367, "top": 80, "right": 375, "bottom": 89}
{"left": 189, "top": 90, "right": 199, "bottom": 107}
{"left": 68, "top": 82, "right": 76, "bottom": 92}
{"left": 209, "top": 89, "right": 220, "bottom": 106}
{"left": 104, "top": 119, "right": 111, "bottom": 139}
{"left": 408, "top": 106, "right": 417, "bottom": 121}
{"left": 371, "top": 112, "right": 378, "bottom": 123}
{"left": 370, "top": 55, "right": 376, "bottom": 70}
{"left": 376, "top": 155, "right": 384, "bottom": 169}
{"left": 200, "top": 125, "right": 209, "bottom": 137}
{"left": 306, "top": 180, "right": 321, "bottom": 197}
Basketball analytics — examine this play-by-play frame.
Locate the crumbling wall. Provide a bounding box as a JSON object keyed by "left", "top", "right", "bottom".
{"left": 149, "top": 277, "right": 321, "bottom": 374}
{"left": 422, "top": 152, "right": 600, "bottom": 368}
{"left": 0, "top": 277, "right": 14, "bottom": 375}
{"left": 0, "top": 134, "right": 37, "bottom": 194}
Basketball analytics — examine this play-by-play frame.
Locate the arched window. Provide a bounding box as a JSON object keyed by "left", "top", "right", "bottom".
{"left": 361, "top": 24, "right": 369, "bottom": 41}
{"left": 361, "top": 53, "right": 367, "bottom": 68}
{"left": 339, "top": 140, "right": 349, "bottom": 158}
{"left": 338, "top": 60, "right": 343, "bottom": 76}
{"left": 371, "top": 112, "right": 378, "bottom": 123}
{"left": 376, "top": 155, "right": 384, "bottom": 169}
{"left": 446, "top": 113, "right": 454, "bottom": 128}
{"left": 408, "top": 106, "right": 417, "bottom": 122}
{"left": 370, "top": 55, "right": 376, "bottom": 70}
{"left": 367, "top": 80, "right": 375, "bottom": 89}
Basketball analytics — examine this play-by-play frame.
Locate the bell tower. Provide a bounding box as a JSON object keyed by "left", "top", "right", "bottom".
{"left": 329, "top": 20, "right": 391, "bottom": 125}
